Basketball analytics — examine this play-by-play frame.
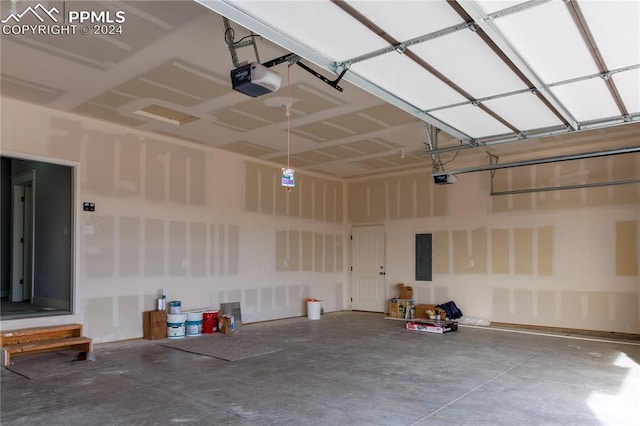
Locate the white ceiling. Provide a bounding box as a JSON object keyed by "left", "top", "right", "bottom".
{"left": 1, "top": 0, "right": 639, "bottom": 179}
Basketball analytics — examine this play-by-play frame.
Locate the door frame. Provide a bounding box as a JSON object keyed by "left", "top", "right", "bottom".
{"left": 2, "top": 150, "right": 78, "bottom": 318}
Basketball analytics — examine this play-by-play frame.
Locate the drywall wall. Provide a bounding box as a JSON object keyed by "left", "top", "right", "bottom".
{"left": 349, "top": 172, "right": 447, "bottom": 223}
{"left": 491, "top": 155, "right": 640, "bottom": 210}
{"left": 2, "top": 94, "right": 637, "bottom": 338}
{"left": 0, "top": 97, "right": 347, "bottom": 342}
{"left": 352, "top": 164, "right": 640, "bottom": 334}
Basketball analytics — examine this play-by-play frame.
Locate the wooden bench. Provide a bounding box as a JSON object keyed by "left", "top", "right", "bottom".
{"left": 0, "top": 324, "right": 92, "bottom": 366}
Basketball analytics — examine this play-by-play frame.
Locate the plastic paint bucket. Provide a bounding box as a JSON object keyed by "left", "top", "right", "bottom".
{"left": 169, "top": 301, "right": 182, "bottom": 314}
{"left": 186, "top": 311, "right": 203, "bottom": 336}
{"left": 167, "top": 314, "right": 186, "bottom": 339}
{"left": 307, "top": 300, "right": 321, "bottom": 320}
{"left": 202, "top": 311, "right": 218, "bottom": 333}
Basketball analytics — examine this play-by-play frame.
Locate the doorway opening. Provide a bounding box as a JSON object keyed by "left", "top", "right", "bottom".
{"left": 1, "top": 155, "right": 74, "bottom": 319}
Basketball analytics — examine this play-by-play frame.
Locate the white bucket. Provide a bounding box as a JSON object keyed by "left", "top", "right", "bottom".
{"left": 307, "top": 301, "right": 321, "bottom": 320}
{"left": 186, "top": 311, "right": 203, "bottom": 336}
{"left": 167, "top": 314, "right": 186, "bottom": 339}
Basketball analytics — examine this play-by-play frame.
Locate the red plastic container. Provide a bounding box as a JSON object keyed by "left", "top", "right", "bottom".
{"left": 202, "top": 310, "right": 219, "bottom": 333}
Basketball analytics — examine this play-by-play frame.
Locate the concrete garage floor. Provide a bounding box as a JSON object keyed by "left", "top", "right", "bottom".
{"left": 1, "top": 312, "right": 639, "bottom": 425}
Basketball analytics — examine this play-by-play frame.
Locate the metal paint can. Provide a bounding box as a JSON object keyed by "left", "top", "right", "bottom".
{"left": 169, "top": 301, "right": 182, "bottom": 314}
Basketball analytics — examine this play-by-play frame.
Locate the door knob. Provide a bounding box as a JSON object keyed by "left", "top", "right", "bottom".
{"left": 379, "top": 272, "right": 385, "bottom": 275}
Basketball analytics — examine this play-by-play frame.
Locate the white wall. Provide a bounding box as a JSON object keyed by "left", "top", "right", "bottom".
{"left": 0, "top": 97, "right": 348, "bottom": 342}
{"left": 376, "top": 173, "right": 640, "bottom": 334}
{"left": 1, "top": 96, "right": 638, "bottom": 339}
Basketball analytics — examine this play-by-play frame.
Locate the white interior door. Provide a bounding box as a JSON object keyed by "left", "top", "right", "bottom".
{"left": 11, "top": 170, "right": 35, "bottom": 303}
{"left": 11, "top": 185, "right": 25, "bottom": 302}
{"left": 351, "top": 226, "right": 386, "bottom": 312}
{"left": 23, "top": 186, "right": 34, "bottom": 302}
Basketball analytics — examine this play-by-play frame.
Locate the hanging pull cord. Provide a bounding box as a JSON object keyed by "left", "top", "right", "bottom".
{"left": 284, "top": 62, "right": 293, "bottom": 191}
{"left": 286, "top": 62, "right": 292, "bottom": 171}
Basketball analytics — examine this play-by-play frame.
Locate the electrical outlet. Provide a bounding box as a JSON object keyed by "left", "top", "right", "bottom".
{"left": 182, "top": 259, "right": 189, "bottom": 268}
{"left": 85, "top": 225, "right": 95, "bottom": 235}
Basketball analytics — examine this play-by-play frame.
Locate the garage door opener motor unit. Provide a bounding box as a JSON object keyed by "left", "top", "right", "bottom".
{"left": 231, "top": 62, "right": 282, "bottom": 97}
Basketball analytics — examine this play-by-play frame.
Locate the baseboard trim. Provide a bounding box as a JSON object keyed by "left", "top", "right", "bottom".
{"left": 489, "top": 321, "right": 639, "bottom": 342}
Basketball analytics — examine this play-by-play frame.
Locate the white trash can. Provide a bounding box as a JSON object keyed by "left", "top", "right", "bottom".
{"left": 307, "top": 300, "right": 321, "bottom": 320}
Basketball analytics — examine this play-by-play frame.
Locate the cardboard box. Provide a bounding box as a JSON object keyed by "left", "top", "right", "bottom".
{"left": 220, "top": 316, "right": 235, "bottom": 334}
{"left": 143, "top": 310, "right": 167, "bottom": 340}
{"left": 388, "top": 298, "right": 414, "bottom": 318}
{"left": 219, "top": 302, "right": 242, "bottom": 327}
{"left": 414, "top": 304, "right": 447, "bottom": 319}
{"left": 397, "top": 283, "right": 413, "bottom": 299}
